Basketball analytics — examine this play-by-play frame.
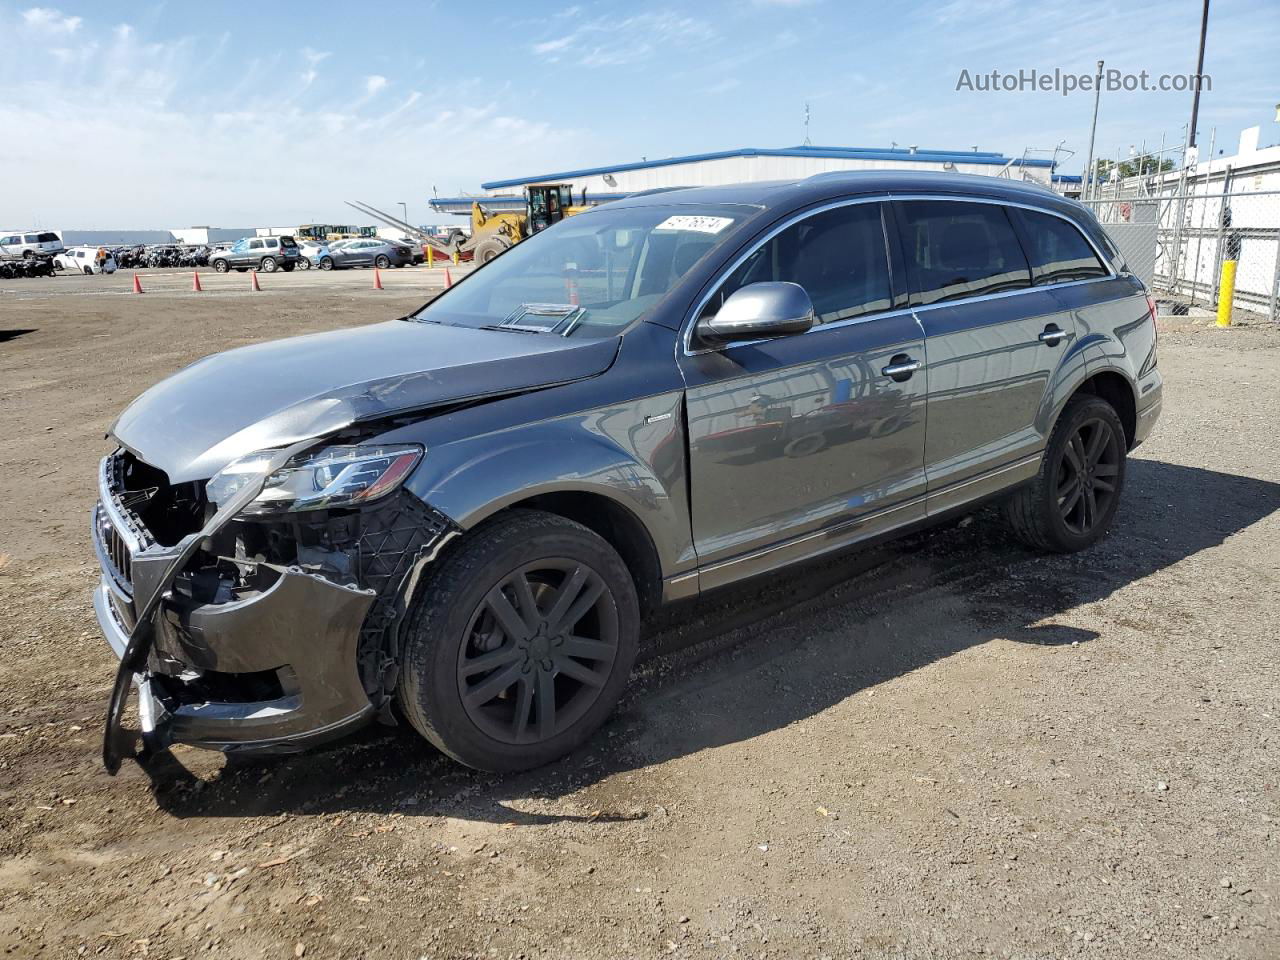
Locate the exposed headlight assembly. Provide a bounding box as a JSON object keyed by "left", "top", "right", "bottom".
{"left": 206, "top": 443, "right": 423, "bottom": 515}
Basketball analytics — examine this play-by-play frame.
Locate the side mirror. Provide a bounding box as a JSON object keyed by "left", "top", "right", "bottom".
{"left": 694, "top": 281, "right": 815, "bottom": 347}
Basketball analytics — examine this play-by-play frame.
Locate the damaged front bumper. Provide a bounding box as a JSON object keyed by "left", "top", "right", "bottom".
{"left": 92, "top": 447, "right": 458, "bottom": 769}
{"left": 93, "top": 565, "right": 377, "bottom": 755}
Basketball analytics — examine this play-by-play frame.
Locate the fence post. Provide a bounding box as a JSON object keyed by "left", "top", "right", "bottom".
{"left": 1216, "top": 260, "right": 1237, "bottom": 327}
{"left": 1270, "top": 239, "right": 1280, "bottom": 323}
{"left": 1211, "top": 165, "right": 1233, "bottom": 308}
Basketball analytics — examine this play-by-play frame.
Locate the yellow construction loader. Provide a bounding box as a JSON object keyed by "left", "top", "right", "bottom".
{"left": 463, "top": 184, "right": 588, "bottom": 262}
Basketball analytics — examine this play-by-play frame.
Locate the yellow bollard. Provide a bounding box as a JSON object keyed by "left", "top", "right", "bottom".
{"left": 427, "top": 246, "right": 434, "bottom": 267}
{"left": 452, "top": 250, "right": 459, "bottom": 266}
{"left": 1216, "top": 260, "right": 1238, "bottom": 327}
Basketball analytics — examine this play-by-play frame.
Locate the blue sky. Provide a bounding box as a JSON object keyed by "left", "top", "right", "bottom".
{"left": 1, "top": 0, "right": 1275, "bottom": 228}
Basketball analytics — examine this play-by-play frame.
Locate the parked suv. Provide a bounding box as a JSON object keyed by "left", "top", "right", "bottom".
{"left": 208, "top": 235, "right": 300, "bottom": 273}
{"left": 0, "top": 230, "right": 64, "bottom": 259}
{"left": 93, "top": 172, "right": 1161, "bottom": 774}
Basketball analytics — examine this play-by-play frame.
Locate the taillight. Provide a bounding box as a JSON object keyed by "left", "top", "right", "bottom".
{"left": 1146, "top": 294, "right": 1158, "bottom": 340}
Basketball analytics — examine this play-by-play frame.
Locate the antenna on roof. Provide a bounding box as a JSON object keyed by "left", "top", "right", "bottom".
{"left": 803, "top": 102, "right": 812, "bottom": 147}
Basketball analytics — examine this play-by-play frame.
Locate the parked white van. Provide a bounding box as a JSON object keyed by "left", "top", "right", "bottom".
{"left": 55, "top": 246, "right": 117, "bottom": 275}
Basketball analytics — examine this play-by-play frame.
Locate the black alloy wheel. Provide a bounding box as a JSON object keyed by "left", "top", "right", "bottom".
{"left": 1056, "top": 416, "right": 1121, "bottom": 536}
{"left": 398, "top": 510, "right": 639, "bottom": 772}
{"left": 457, "top": 558, "right": 619, "bottom": 745}
{"left": 1005, "top": 394, "right": 1127, "bottom": 552}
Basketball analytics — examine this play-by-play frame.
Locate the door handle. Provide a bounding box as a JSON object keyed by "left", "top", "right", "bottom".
{"left": 1039, "top": 325, "right": 1068, "bottom": 345}
{"left": 881, "top": 355, "right": 921, "bottom": 381}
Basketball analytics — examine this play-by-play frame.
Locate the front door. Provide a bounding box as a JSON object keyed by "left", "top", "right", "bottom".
{"left": 680, "top": 201, "right": 928, "bottom": 587}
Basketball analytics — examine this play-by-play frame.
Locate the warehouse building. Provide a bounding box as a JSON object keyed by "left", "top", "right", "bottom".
{"left": 430, "top": 144, "right": 1057, "bottom": 215}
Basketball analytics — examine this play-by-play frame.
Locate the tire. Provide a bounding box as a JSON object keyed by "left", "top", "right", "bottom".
{"left": 1005, "top": 394, "right": 1127, "bottom": 552}
{"left": 397, "top": 510, "right": 640, "bottom": 772}
{"left": 319, "top": 256, "right": 333, "bottom": 271}
{"left": 281, "top": 262, "right": 295, "bottom": 272}
{"left": 260, "top": 257, "right": 278, "bottom": 273}
{"left": 473, "top": 238, "right": 507, "bottom": 264}
{"left": 212, "top": 259, "right": 229, "bottom": 274}
{"left": 297, "top": 258, "right": 311, "bottom": 270}
{"left": 375, "top": 254, "right": 391, "bottom": 269}
{"left": 83, "top": 266, "right": 93, "bottom": 275}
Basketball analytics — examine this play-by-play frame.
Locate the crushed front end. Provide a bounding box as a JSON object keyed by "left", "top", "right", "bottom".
{"left": 92, "top": 447, "right": 458, "bottom": 764}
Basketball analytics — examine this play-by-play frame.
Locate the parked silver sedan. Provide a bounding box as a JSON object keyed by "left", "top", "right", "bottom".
{"left": 322, "top": 238, "right": 416, "bottom": 270}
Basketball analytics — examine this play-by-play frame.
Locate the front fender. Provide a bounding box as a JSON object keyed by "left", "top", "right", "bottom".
{"left": 401, "top": 390, "right": 696, "bottom": 580}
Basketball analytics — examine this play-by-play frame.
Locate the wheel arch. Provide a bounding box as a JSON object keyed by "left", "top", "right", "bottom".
{"left": 1068, "top": 369, "right": 1138, "bottom": 449}
{"left": 498, "top": 491, "right": 663, "bottom": 618}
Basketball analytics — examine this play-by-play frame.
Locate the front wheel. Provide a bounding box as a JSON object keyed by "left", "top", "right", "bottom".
{"left": 398, "top": 510, "right": 639, "bottom": 772}
{"left": 1005, "top": 394, "right": 1127, "bottom": 552}
{"left": 212, "top": 259, "right": 229, "bottom": 273}
{"left": 297, "top": 258, "right": 312, "bottom": 270}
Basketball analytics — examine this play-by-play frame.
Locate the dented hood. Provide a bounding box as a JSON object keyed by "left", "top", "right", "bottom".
{"left": 111, "top": 319, "right": 620, "bottom": 483}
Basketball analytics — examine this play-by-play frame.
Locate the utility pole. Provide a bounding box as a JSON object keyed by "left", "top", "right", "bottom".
{"left": 1083, "top": 59, "right": 1104, "bottom": 201}
{"left": 1188, "top": 0, "right": 1210, "bottom": 148}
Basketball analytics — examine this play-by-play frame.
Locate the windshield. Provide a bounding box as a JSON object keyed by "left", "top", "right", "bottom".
{"left": 410, "top": 204, "right": 750, "bottom": 338}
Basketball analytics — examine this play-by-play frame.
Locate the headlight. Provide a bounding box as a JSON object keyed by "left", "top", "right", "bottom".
{"left": 206, "top": 443, "right": 423, "bottom": 515}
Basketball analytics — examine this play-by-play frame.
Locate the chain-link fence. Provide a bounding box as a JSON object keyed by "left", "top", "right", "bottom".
{"left": 1081, "top": 190, "right": 1280, "bottom": 324}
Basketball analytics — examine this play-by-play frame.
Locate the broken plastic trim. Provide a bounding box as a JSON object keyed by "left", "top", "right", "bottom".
{"left": 102, "top": 436, "right": 320, "bottom": 775}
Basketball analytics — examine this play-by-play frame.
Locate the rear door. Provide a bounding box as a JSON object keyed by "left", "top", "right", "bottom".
{"left": 892, "top": 198, "right": 1088, "bottom": 513}
{"left": 681, "top": 200, "right": 927, "bottom": 585}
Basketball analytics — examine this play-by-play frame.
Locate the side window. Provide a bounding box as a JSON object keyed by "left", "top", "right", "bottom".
{"left": 702, "top": 203, "right": 892, "bottom": 325}
{"left": 896, "top": 201, "right": 1031, "bottom": 306}
{"left": 249, "top": 239, "right": 263, "bottom": 250}
{"left": 1009, "top": 208, "right": 1109, "bottom": 284}
{"left": 24, "top": 234, "right": 39, "bottom": 244}
{"left": 265, "top": 238, "right": 278, "bottom": 249}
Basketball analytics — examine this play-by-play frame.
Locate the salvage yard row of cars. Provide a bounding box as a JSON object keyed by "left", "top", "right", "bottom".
{"left": 0, "top": 230, "right": 427, "bottom": 280}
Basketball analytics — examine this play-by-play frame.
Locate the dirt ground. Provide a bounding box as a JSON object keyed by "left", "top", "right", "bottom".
{"left": 0, "top": 276, "right": 1276, "bottom": 959}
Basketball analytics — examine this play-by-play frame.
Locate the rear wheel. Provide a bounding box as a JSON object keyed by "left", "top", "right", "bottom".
{"left": 260, "top": 257, "right": 278, "bottom": 273}
{"left": 375, "top": 254, "right": 391, "bottom": 269}
{"left": 1005, "top": 394, "right": 1127, "bottom": 552}
{"left": 318, "top": 256, "right": 333, "bottom": 271}
{"left": 398, "top": 510, "right": 639, "bottom": 772}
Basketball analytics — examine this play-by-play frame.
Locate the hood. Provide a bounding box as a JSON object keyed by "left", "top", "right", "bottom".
{"left": 112, "top": 319, "right": 620, "bottom": 483}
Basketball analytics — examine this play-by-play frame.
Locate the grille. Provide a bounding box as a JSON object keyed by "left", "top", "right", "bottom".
{"left": 95, "top": 505, "right": 134, "bottom": 594}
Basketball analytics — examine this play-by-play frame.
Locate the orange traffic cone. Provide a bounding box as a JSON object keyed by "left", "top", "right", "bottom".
{"left": 131, "top": 273, "right": 144, "bottom": 294}
{"left": 192, "top": 271, "right": 203, "bottom": 292}
{"left": 444, "top": 267, "right": 453, "bottom": 288}
{"left": 372, "top": 267, "right": 384, "bottom": 290}
{"left": 250, "top": 270, "right": 262, "bottom": 292}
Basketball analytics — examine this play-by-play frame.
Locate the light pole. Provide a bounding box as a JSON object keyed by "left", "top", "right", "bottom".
{"left": 399, "top": 202, "right": 409, "bottom": 230}
{"left": 1188, "top": 0, "right": 1210, "bottom": 149}
{"left": 1082, "top": 59, "right": 1104, "bottom": 201}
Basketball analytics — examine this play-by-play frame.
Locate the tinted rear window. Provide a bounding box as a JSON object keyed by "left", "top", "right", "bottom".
{"left": 1010, "top": 208, "right": 1109, "bottom": 284}
{"left": 37, "top": 232, "right": 59, "bottom": 242}
{"left": 897, "top": 201, "right": 1031, "bottom": 306}
{"left": 279, "top": 236, "right": 297, "bottom": 248}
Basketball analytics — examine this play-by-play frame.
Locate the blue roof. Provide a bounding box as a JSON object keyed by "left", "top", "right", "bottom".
{"left": 480, "top": 145, "right": 1055, "bottom": 190}
{"left": 1052, "top": 174, "right": 1083, "bottom": 183}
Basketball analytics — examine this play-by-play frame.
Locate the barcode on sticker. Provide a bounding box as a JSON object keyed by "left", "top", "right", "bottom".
{"left": 654, "top": 215, "right": 734, "bottom": 234}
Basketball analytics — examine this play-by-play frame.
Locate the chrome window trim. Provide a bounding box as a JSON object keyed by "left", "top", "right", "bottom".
{"left": 680, "top": 192, "right": 1121, "bottom": 357}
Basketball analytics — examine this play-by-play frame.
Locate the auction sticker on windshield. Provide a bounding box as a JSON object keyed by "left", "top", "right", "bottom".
{"left": 654, "top": 215, "right": 734, "bottom": 234}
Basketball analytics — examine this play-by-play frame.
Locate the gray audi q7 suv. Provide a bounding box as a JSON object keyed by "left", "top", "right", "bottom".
{"left": 94, "top": 171, "right": 1162, "bottom": 774}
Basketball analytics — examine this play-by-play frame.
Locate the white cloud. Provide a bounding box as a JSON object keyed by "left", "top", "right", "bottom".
{"left": 22, "top": 6, "right": 81, "bottom": 32}
{"left": 302, "top": 46, "right": 330, "bottom": 66}
{"left": 531, "top": 10, "right": 716, "bottom": 68}
{"left": 0, "top": 17, "right": 590, "bottom": 228}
